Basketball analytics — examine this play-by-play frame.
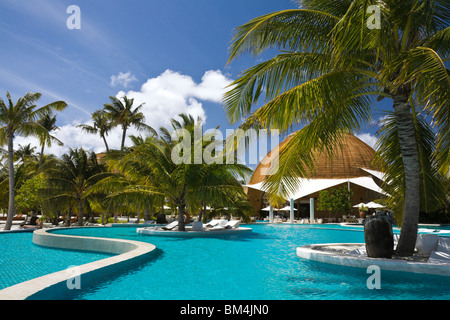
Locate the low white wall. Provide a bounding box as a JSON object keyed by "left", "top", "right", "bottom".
{"left": 0, "top": 228, "right": 157, "bottom": 300}
{"left": 296, "top": 243, "right": 450, "bottom": 277}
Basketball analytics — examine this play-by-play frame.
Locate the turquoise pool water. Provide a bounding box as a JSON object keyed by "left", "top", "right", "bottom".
{"left": 0, "top": 232, "right": 114, "bottom": 290}
{"left": 44, "top": 224, "right": 450, "bottom": 300}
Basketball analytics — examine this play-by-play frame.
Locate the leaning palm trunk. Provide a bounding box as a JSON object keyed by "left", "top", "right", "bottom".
{"left": 102, "top": 135, "right": 110, "bottom": 152}
{"left": 4, "top": 136, "right": 15, "bottom": 231}
{"left": 392, "top": 95, "right": 421, "bottom": 256}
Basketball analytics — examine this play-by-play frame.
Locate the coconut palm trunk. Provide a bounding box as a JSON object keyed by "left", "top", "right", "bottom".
{"left": 120, "top": 126, "right": 127, "bottom": 153}
{"left": 102, "top": 135, "right": 110, "bottom": 152}
{"left": 177, "top": 202, "right": 186, "bottom": 231}
{"left": 392, "top": 94, "right": 421, "bottom": 255}
{"left": 5, "top": 135, "right": 16, "bottom": 231}
{"left": 77, "top": 200, "right": 84, "bottom": 226}
{"left": 65, "top": 207, "right": 72, "bottom": 227}
{"left": 39, "top": 143, "right": 45, "bottom": 170}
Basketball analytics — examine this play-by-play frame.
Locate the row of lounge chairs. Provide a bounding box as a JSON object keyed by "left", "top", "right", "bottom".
{"left": 159, "top": 219, "right": 240, "bottom": 231}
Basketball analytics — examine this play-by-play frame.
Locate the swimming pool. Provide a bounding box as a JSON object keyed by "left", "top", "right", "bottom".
{"left": 35, "top": 224, "right": 450, "bottom": 300}
{"left": 0, "top": 232, "right": 114, "bottom": 290}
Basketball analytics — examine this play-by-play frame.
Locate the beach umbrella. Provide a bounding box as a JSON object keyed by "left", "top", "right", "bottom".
{"left": 279, "top": 206, "right": 297, "bottom": 211}
{"left": 353, "top": 202, "right": 367, "bottom": 208}
{"left": 365, "top": 202, "right": 385, "bottom": 209}
{"left": 261, "top": 206, "right": 279, "bottom": 211}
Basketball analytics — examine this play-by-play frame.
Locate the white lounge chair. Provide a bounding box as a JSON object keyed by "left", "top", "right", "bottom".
{"left": 415, "top": 234, "right": 439, "bottom": 254}
{"left": 428, "top": 237, "right": 450, "bottom": 264}
{"left": 224, "top": 220, "right": 240, "bottom": 229}
{"left": 204, "top": 219, "right": 222, "bottom": 228}
{"left": 161, "top": 221, "right": 178, "bottom": 230}
{"left": 209, "top": 219, "right": 232, "bottom": 230}
{"left": 211, "top": 220, "right": 240, "bottom": 231}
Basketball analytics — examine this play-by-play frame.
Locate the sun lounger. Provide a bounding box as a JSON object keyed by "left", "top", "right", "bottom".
{"left": 204, "top": 219, "right": 222, "bottom": 228}
{"left": 161, "top": 221, "right": 178, "bottom": 230}
{"left": 224, "top": 220, "right": 240, "bottom": 229}
{"left": 415, "top": 234, "right": 439, "bottom": 255}
{"left": 428, "top": 237, "right": 450, "bottom": 264}
{"left": 210, "top": 220, "right": 239, "bottom": 231}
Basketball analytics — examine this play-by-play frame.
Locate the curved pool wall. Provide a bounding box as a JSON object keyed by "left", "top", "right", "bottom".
{"left": 296, "top": 244, "right": 450, "bottom": 277}
{"left": 0, "top": 228, "right": 157, "bottom": 300}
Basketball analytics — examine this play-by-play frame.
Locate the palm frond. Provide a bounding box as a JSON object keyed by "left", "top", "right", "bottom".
{"left": 228, "top": 9, "right": 339, "bottom": 63}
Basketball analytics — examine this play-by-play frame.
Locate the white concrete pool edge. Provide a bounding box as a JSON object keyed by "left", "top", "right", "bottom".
{"left": 296, "top": 243, "right": 450, "bottom": 277}
{"left": 0, "top": 228, "right": 157, "bottom": 300}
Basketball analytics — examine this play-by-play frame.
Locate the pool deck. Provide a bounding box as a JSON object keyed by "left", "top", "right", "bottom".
{"left": 0, "top": 228, "right": 157, "bottom": 300}
{"left": 296, "top": 243, "right": 450, "bottom": 277}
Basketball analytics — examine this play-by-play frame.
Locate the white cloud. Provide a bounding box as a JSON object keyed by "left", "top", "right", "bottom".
{"left": 110, "top": 72, "right": 138, "bottom": 88}
{"left": 355, "top": 133, "right": 378, "bottom": 150}
{"left": 193, "top": 70, "right": 233, "bottom": 102}
{"left": 117, "top": 69, "right": 232, "bottom": 131}
{"left": 13, "top": 69, "right": 233, "bottom": 158}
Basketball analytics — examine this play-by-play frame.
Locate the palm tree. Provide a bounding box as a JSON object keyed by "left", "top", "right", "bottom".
{"left": 224, "top": 0, "right": 449, "bottom": 256}
{"left": 103, "top": 95, "right": 156, "bottom": 153}
{"left": 77, "top": 109, "right": 113, "bottom": 152}
{"left": 102, "top": 114, "right": 252, "bottom": 231}
{"left": 14, "top": 144, "right": 38, "bottom": 164}
{"left": 0, "top": 92, "right": 67, "bottom": 230}
{"left": 41, "top": 148, "right": 111, "bottom": 226}
{"left": 37, "top": 112, "right": 63, "bottom": 170}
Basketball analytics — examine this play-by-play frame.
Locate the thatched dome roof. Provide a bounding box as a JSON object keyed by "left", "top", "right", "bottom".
{"left": 249, "top": 133, "right": 378, "bottom": 184}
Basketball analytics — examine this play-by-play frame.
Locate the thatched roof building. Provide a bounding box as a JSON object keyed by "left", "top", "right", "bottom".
{"left": 245, "top": 133, "right": 386, "bottom": 222}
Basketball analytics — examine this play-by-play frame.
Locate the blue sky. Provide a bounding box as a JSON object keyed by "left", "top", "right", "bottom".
{"left": 0, "top": 0, "right": 382, "bottom": 160}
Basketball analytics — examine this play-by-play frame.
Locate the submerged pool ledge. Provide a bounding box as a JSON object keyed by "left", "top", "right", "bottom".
{"left": 297, "top": 243, "right": 450, "bottom": 277}
{"left": 0, "top": 228, "right": 157, "bottom": 300}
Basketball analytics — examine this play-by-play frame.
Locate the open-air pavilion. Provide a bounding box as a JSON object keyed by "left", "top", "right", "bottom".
{"left": 244, "top": 133, "right": 387, "bottom": 223}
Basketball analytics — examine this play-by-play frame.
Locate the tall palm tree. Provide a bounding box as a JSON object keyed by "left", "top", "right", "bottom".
{"left": 224, "top": 0, "right": 449, "bottom": 256}
{"left": 77, "top": 109, "right": 113, "bottom": 152}
{"left": 0, "top": 92, "right": 67, "bottom": 230}
{"left": 103, "top": 95, "right": 156, "bottom": 153}
{"left": 41, "top": 148, "right": 111, "bottom": 226}
{"left": 37, "top": 112, "right": 63, "bottom": 170}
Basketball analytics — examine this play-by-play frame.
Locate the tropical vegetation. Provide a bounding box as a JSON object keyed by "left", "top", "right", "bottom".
{"left": 0, "top": 92, "right": 67, "bottom": 230}
{"left": 0, "top": 90, "right": 253, "bottom": 230}
{"left": 224, "top": 0, "right": 449, "bottom": 256}
{"left": 317, "top": 187, "right": 353, "bottom": 218}
{"left": 97, "top": 114, "right": 253, "bottom": 231}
